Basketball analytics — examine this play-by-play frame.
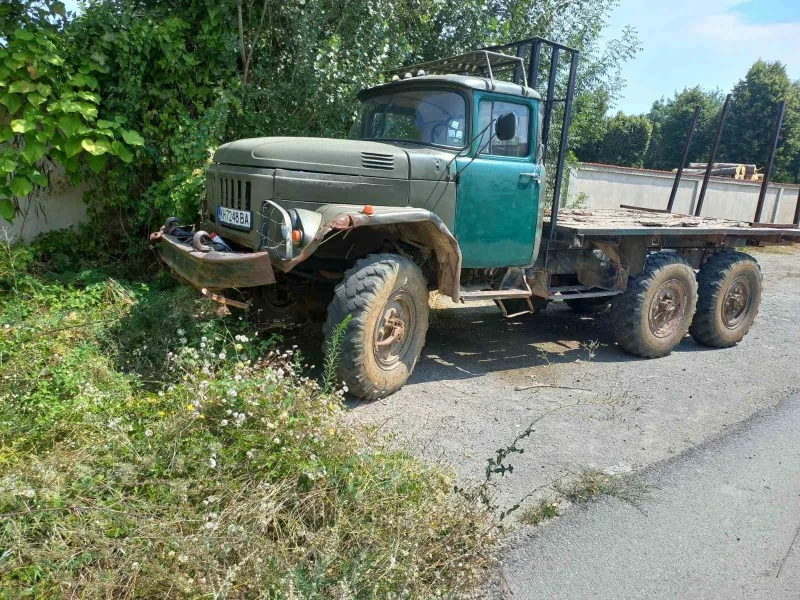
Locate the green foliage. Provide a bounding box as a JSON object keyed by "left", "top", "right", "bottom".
{"left": 595, "top": 112, "right": 652, "bottom": 167}
{"left": 0, "top": 246, "right": 493, "bottom": 597}
{"left": 519, "top": 498, "right": 560, "bottom": 526}
{"left": 576, "top": 110, "right": 652, "bottom": 167}
{"left": 719, "top": 60, "right": 800, "bottom": 183}
{"left": 0, "top": 25, "right": 141, "bottom": 222}
{"left": 322, "top": 314, "right": 352, "bottom": 394}
{"left": 643, "top": 86, "right": 724, "bottom": 171}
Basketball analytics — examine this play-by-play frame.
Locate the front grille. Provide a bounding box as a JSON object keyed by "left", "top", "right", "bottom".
{"left": 209, "top": 173, "right": 252, "bottom": 211}
{"left": 361, "top": 151, "right": 394, "bottom": 170}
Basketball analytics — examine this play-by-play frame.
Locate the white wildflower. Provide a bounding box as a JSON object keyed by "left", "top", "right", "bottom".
{"left": 220, "top": 419, "right": 228, "bottom": 426}
{"left": 144, "top": 429, "right": 153, "bottom": 438}
{"left": 208, "top": 457, "right": 217, "bottom": 468}
{"left": 219, "top": 351, "right": 227, "bottom": 360}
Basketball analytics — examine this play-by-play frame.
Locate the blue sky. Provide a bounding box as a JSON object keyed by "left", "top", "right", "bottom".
{"left": 604, "top": 0, "right": 800, "bottom": 114}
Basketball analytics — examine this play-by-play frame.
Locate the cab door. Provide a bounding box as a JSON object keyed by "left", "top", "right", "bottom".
{"left": 454, "top": 94, "right": 542, "bottom": 268}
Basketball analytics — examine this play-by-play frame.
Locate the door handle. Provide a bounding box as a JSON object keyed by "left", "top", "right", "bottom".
{"left": 520, "top": 172, "right": 541, "bottom": 183}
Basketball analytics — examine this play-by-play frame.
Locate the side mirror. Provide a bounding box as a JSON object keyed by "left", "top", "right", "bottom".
{"left": 495, "top": 112, "right": 517, "bottom": 142}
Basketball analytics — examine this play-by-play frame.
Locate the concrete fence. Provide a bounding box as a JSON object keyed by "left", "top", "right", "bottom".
{"left": 565, "top": 162, "right": 800, "bottom": 224}
{"left": 1, "top": 171, "right": 89, "bottom": 243}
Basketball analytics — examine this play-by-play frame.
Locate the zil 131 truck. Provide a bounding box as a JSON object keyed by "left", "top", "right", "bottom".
{"left": 150, "top": 38, "right": 800, "bottom": 399}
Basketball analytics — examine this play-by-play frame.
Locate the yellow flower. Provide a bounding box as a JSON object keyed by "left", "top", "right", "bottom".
{"left": 186, "top": 404, "right": 195, "bottom": 411}
{"left": 157, "top": 411, "right": 166, "bottom": 417}
{"left": 199, "top": 414, "right": 205, "bottom": 419}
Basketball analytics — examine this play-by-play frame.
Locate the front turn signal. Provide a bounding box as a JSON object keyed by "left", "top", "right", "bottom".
{"left": 291, "top": 229, "right": 303, "bottom": 244}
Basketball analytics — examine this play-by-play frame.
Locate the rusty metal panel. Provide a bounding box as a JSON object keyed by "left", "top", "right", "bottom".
{"left": 154, "top": 233, "right": 275, "bottom": 290}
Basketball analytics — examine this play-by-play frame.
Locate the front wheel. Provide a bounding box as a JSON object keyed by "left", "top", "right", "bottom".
{"left": 689, "top": 251, "right": 762, "bottom": 348}
{"left": 323, "top": 254, "right": 429, "bottom": 400}
{"left": 611, "top": 252, "right": 698, "bottom": 358}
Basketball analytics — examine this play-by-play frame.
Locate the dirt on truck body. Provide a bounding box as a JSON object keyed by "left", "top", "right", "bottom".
{"left": 150, "top": 38, "right": 800, "bottom": 399}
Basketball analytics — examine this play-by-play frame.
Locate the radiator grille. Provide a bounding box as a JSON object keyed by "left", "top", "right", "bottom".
{"left": 361, "top": 151, "right": 394, "bottom": 170}
{"left": 209, "top": 174, "right": 252, "bottom": 211}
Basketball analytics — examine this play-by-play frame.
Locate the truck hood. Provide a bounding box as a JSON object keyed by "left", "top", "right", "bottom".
{"left": 214, "top": 137, "right": 410, "bottom": 180}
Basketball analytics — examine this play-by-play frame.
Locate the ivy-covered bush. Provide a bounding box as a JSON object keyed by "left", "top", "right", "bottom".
{"left": 0, "top": 25, "right": 141, "bottom": 222}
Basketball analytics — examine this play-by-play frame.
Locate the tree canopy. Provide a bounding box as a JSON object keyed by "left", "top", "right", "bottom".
{"left": 575, "top": 60, "right": 800, "bottom": 184}
{"left": 1, "top": 0, "right": 640, "bottom": 228}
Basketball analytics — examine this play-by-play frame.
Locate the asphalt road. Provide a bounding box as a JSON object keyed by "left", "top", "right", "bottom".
{"left": 498, "top": 390, "right": 800, "bottom": 600}
{"left": 348, "top": 249, "right": 800, "bottom": 513}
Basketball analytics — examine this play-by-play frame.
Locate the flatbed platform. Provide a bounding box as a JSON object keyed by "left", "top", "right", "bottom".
{"left": 546, "top": 208, "right": 800, "bottom": 241}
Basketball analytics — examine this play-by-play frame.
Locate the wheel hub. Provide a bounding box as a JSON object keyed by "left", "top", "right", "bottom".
{"left": 648, "top": 278, "right": 688, "bottom": 338}
{"left": 721, "top": 276, "right": 751, "bottom": 329}
{"left": 373, "top": 291, "right": 415, "bottom": 368}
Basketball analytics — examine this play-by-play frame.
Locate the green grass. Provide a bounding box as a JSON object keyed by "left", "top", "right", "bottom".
{"left": 554, "top": 470, "right": 649, "bottom": 508}
{"left": 518, "top": 499, "right": 560, "bottom": 526}
{"left": 0, "top": 236, "right": 493, "bottom": 598}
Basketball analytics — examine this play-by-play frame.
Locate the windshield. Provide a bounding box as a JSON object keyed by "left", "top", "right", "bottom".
{"left": 350, "top": 89, "right": 468, "bottom": 149}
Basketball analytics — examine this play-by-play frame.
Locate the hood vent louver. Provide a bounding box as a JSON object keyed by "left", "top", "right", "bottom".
{"left": 361, "top": 151, "right": 395, "bottom": 170}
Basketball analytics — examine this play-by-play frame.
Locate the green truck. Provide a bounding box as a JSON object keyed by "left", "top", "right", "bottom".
{"left": 150, "top": 38, "right": 800, "bottom": 399}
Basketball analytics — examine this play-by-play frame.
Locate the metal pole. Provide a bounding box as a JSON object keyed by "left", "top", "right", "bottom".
{"left": 667, "top": 106, "right": 700, "bottom": 213}
{"left": 541, "top": 46, "right": 559, "bottom": 158}
{"left": 513, "top": 42, "right": 526, "bottom": 85}
{"left": 754, "top": 100, "right": 786, "bottom": 223}
{"left": 694, "top": 93, "right": 732, "bottom": 217}
{"left": 549, "top": 51, "right": 579, "bottom": 241}
{"left": 528, "top": 40, "right": 541, "bottom": 91}
{"left": 794, "top": 186, "right": 800, "bottom": 227}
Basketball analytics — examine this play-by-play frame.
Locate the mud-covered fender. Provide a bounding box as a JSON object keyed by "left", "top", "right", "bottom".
{"left": 272, "top": 204, "right": 463, "bottom": 302}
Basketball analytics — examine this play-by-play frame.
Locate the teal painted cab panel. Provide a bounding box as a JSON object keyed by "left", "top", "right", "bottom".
{"left": 454, "top": 91, "right": 542, "bottom": 268}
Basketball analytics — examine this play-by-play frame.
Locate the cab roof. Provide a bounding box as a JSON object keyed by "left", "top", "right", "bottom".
{"left": 358, "top": 74, "right": 542, "bottom": 101}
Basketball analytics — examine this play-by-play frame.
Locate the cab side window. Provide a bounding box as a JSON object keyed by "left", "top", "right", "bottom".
{"left": 477, "top": 100, "right": 531, "bottom": 158}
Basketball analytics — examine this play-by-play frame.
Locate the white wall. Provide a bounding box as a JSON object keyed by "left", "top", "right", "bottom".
{"left": 566, "top": 163, "right": 799, "bottom": 224}
{"left": 1, "top": 172, "right": 89, "bottom": 243}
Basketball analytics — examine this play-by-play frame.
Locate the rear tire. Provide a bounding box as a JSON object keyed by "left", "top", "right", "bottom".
{"left": 689, "top": 251, "right": 761, "bottom": 348}
{"left": 564, "top": 297, "right": 610, "bottom": 314}
{"left": 323, "top": 254, "right": 429, "bottom": 400}
{"left": 611, "top": 252, "right": 698, "bottom": 358}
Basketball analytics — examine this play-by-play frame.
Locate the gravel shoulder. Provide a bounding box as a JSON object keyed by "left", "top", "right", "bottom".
{"left": 347, "top": 249, "right": 800, "bottom": 517}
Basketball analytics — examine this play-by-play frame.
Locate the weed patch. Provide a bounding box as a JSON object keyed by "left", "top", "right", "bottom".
{"left": 519, "top": 499, "right": 561, "bottom": 526}
{"left": 0, "top": 241, "right": 493, "bottom": 597}
{"left": 554, "top": 470, "right": 649, "bottom": 508}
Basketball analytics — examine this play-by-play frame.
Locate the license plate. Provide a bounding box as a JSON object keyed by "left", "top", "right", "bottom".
{"left": 217, "top": 206, "right": 252, "bottom": 231}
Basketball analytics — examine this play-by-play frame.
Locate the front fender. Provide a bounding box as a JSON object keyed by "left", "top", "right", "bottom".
{"left": 272, "top": 204, "right": 464, "bottom": 302}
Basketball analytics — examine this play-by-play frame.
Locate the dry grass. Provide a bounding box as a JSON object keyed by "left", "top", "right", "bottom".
{"left": 741, "top": 243, "right": 800, "bottom": 256}
{"left": 0, "top": 241, "right": 495, "bottom": 598}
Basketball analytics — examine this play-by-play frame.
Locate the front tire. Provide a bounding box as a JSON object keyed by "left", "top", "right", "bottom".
{"left": 611, "top": 252, "right": 698, "bottom": 358}
{"left": 689, "top": 251, "right": 761, "bottom": 348}
{"left": 323, "top": 254, "right": 429, "bottom": 400}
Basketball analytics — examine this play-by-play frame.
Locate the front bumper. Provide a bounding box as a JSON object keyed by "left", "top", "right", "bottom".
{"left": 150, "top": 230, "right": 275, "bottom": 290}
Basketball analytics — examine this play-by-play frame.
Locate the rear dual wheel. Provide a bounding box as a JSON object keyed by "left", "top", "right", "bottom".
{"left": 689, "top": 251, "right": 761, "bottom": 348}
{"left": 611, "top": 252, "right": 698, "bottom": 358}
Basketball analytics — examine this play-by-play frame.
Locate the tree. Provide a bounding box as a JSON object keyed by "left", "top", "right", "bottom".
{"left": 594, "top": 112, "right": 652, "bottom": 167}
{"left": 643, "top": 87, "right": 724, "bottom": 171}
{"left": 718, "top": 60, "right": 800, "bottom": 183}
